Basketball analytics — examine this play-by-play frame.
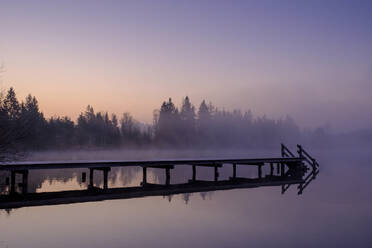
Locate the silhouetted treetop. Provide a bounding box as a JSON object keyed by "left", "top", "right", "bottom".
{"left": 1, "top": 87, "right": 323, "bottom": 155}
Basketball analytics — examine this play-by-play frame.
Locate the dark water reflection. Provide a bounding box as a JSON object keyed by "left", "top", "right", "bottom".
{"left": 0, "top": 148, "right": 371, "bottom": 247}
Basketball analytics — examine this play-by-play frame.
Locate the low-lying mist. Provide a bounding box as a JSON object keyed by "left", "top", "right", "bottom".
{"left": 1, "top": 87, "right": 372, "bottom": 162}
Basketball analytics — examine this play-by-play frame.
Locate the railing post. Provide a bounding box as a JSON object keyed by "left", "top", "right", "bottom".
{"left": 281, "top": 143, "right": 285, "bottom": 157}
{"left": 297, "top": 144, "right": 303, "bottom": 158}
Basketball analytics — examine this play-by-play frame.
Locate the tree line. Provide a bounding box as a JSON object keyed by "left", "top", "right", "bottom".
{"left": 1, "top": 86, "right": 325, "bottom": 158}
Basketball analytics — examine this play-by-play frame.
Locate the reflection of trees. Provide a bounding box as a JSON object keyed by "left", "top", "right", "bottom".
{"left": 163, "top": 195, "right": 173, "bottom": 202}
{"left": 0, "top": 171, "right": 10, "bottom": 194}
{"left": 0, "top": 165, "right": 216, "bottom": 205}
{"left": 200, "top": 191, "right": 214, "bottom": 200}
{"left": 182, "top": 193, "right": 191, "bottom": 204}
{"left": 182, "top": 192, "right": 215, "bottom": 204}
{"left": 111, "top": 167, "right": 140, "bottom": 187}
{"left": 0, "top": 208, "right": 12, "bottom": 216}
{"left": 0, "top": 166, "right": 145, "bottom": 194}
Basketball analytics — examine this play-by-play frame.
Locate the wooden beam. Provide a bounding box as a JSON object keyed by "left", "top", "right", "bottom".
{"left": 0, "top": 178, "right": 306, "bottom": 209}
{"left": 143, "top": 165, "right": 174, "bottom": 169}
{"left": 94, "top": 167, "right": 111, "bottom": 172}
{"left": 191, "top": 163, "right": 223, "bottom": 168}
{"left": 0, "top": 157, "right": 305, "bottom": 171}
{"left": 237, "top": 163, "right": 264, "bottom": 166}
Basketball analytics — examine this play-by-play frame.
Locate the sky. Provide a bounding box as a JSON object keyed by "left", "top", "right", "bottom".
{"left": 0, "top": 0, "right": 371, "bottom": 131}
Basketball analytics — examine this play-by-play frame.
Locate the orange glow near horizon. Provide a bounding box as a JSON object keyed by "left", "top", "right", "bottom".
{"left": 1, "top": 1, "right": 372, "bottom": 130}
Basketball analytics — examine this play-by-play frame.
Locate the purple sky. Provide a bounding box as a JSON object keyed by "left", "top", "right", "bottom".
{"left": 1, "top": 0, "right": 371, "bottom": 131}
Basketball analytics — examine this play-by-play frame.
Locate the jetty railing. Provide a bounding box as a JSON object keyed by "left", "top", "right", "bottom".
{"left": 281, "top": 143, "right": 296, "bottom": 158}
{"left": 296, "top": 144, "right": 320, "bottom": 194}
{"left": 280, "top": 144, "right": 320, "bottom": 194}
{"left": 297, "top": 144, "right": 319, "bottom": 169}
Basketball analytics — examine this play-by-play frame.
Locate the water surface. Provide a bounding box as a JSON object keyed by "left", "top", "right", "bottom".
{"left": 0, "top": 148, "right": 371, "bottom": 248}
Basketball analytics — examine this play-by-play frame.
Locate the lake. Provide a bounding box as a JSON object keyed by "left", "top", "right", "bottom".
{"left": 0, "top": 148, "right": 371, "bottom": 248}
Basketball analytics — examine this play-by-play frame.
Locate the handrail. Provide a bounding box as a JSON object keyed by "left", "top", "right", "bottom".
{"left": 280, "top": 144, "right": 319, "bottom": 194}
{"left": 298, "top": 169, "right": 319, "bottom": 195}
{"left": 281, "top": 143, "right": 295, "bottom": 158}
{"left": 297, "top": 144, "right": 319, "bottom": 168}
{"left": 295, "top": 144, "right": 320, "bottom": 194}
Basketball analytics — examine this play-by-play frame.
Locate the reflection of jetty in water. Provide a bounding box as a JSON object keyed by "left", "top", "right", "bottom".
{"left": 0, "top": 144, "right": 319, "bottom": 210}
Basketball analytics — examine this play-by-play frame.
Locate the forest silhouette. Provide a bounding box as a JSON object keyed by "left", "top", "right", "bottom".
{"left": 0, "top": 86, "right": 337, "bottom": 159}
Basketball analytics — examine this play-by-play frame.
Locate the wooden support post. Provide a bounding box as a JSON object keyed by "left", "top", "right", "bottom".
{"left": 270, "top": 163, "right": 274, "bottom": 176}
{"left": 22, "top": 170, "right": 28, "bottom": 194}
{"left": 165, "top": 168, "right": 170, "bottom": 185}
{"left": 258, "top": 165, "right": 262, "bottom": 179}
{"left": 89, "top": 168, "right": 94, "bottom": 188}
{"left": 281, "top": 163, "right": 285, "bottom": 176}
{"left": 82, "top": 172, "right": 86, "bottom": 183}
{"left": 5, "top": 177, "right": 10, "bottom": 186}
{"left": 103, "top": 168, "right": 109, "bottom": 190}
{"left": 10, "top": 171, "right": 16, "bottom": 194}
{"left": 233, "top": 163, "right": 237, "bottom": 179}
{"left": 192, "top": 165, "right": 196, "bottom": 181}
{"left": 142, "top": 167, "right": 147, "bottom": 185}
{"left": 214, "top": 166, "right": 219, "bottom": 182}
{"left": 277, "top": 163, "right": 280, "bottom": 174}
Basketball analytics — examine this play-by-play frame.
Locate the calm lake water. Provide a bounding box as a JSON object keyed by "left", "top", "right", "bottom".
{"left": 0, "top": 148, "right": 371, "bottom": 248}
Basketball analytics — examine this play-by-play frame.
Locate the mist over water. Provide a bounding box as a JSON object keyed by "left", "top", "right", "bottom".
{"left": 0, "top": 147, "right": 371, "bottom": 247}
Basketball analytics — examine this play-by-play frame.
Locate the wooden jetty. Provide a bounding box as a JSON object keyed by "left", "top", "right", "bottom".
{"left": 0, "top": 144, "right": 319, "bottom": 209}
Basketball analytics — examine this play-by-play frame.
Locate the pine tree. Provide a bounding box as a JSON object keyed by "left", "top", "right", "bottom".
{"left": 3, "top": 87, "right": 20, "bottom": 120}
{"left": 180, "top": 96, "right": 196, "bottom": 146}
